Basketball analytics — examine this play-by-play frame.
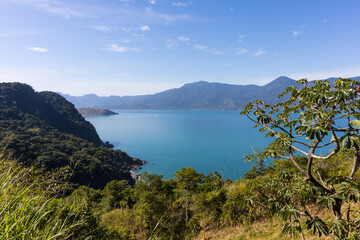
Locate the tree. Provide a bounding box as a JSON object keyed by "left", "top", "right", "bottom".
{"left": 174, "top": 167, "right": 204, "bottom": 224}
{"left": 240, "top": 78, "right": 360, "bottom": 237}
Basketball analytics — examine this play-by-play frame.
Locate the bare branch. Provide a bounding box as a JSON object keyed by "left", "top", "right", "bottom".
{"left": 349, "top": 150, "right": 359, "bottom": 180}
{"left": 292, "top": 140, "right": 311, "bottom": 148}
{"left": 245, "top": 114, "right": 310, "bottom": 157}
{"left": 268, "top": 122, "right": 292, "bottom": 137}
{"left": 316, "top": 141, "right": 336, "bottom": 148}
{"left": 289, "top": 147, "right": 306, "bottom": 175}
{"left": 289, "top": 144, "right": 309, "bottom": 156}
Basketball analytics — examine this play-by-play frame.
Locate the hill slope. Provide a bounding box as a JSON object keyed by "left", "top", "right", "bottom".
{"left": 0, "top": 82, "right": 143, "bottom": 189}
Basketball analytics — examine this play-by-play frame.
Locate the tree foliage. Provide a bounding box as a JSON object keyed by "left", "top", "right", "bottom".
{"left": 240, "top": 78, "right": 360, "bottom": 238}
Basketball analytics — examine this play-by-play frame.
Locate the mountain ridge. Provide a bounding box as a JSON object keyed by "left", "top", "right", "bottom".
{"left": 61, "top": 76, "right": 360, "bottom": 110}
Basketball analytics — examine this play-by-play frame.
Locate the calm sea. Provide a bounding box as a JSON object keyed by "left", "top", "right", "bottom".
{"left": 86, "top": 110, "right": 272, "bottom": 180}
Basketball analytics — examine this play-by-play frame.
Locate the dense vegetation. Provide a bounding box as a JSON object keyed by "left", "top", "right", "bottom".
{"left": 2, "top": 78, "right": 360, "bottom": 239}
{"left": 2, "top": 148, "right": 359, "bottom": 239}
{"left": 0, "top": 83, "right": 143, "bottom": 189}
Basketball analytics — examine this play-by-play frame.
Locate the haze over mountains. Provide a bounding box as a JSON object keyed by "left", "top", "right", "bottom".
{"left": 61, "top": 76, "right": 360, "bottom": 110}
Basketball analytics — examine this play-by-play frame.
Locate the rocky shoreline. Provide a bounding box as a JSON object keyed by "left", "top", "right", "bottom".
{"left": 130, "top": 158, "right": 146, "bottom": 180}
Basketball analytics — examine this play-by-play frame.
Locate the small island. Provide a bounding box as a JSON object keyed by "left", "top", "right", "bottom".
{"left": 77, "top": 107, "right": 118, "bottom": 116}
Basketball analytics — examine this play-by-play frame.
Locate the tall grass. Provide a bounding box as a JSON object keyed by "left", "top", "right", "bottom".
{"left": 0, "top": 156, "right": 88, "bottom": 239}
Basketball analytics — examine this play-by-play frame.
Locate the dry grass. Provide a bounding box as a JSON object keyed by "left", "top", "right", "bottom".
{"left": 195, "top": 215, "right": 340, "bottom": 240}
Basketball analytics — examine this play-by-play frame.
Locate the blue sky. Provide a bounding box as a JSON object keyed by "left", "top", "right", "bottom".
{"left": 1, "top": 0, "right": 360, "bottom": 96}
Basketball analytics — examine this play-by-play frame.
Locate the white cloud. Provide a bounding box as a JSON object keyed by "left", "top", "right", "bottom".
{"left": 193, "top": 44, "right": 224, "bottom": 55}
{"left": 140, "top": 25, "right": 151, "bottom": 31}
{"left": 121, "top": 39, "right": 131, "bottom": 43}
{"left": 165, "top": 36, "right": 190, "bottom": 49}
{"left": 27, "top": 47, "right": 48, "bottom": 52}
{"left": 173, "top": 2, "right": 187, "bottom": 7}
{"left": 15, "top": 0, "right": 95, "bottom": 18}
{"left": 236, "top": 48, "right": 248, "bottom": 55}
{"left": 238, "top": 34, "right": 246, "bottom": 42}
{"left": 177, "top": 36, "right": 190, "bottom": 42}
{"left": 92, "top": 25, "right": 113, "bottom": 32}
{"left": 194, "top": 44, "right": 207, "bottom": 51}
{"left": 106, "top": 44, "right": 141, "bottom": 53}
{"left": 254, "top": 49, "right": 266, "bottom": 56}
{"left": 149, "top": 0, "right": 156, "bottom": 4}
{"left": 119, "top": 25, "right": 150, "bottom": 33}
{"left": 293, "top": 30, "right": 304, "bottom": 36}
{"left": 165, "top": 38, "right": 177, "bottom": 49}
{"left": 144, "top": 7, "right": 192, "bottom": 22}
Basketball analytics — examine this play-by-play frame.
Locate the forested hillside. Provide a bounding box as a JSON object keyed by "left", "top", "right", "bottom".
{"left": 0, "top": 82, "right": 143, "bottom": 189}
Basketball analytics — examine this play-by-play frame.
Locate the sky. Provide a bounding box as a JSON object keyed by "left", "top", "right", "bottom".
{"left": 0, "top": 0, "right": 360, "bottom": 96}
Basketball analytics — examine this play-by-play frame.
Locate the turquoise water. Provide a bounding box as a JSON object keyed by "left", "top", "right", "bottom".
{"left": 86, "top": 110, "right": 271, "bottom": 180}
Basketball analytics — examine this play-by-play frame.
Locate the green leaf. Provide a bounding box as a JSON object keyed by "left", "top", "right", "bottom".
{"left": 351, "top": 120, "right": 360, "bottom": 129}
{"left": 306, "top": 217, "right": 329, "bottom": 237}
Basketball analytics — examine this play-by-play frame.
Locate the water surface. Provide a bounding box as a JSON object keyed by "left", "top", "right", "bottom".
{"left": 86, "top": 110, "right": 271, "bottom": 180}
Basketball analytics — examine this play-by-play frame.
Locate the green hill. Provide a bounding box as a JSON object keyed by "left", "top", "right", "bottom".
{"left": 0, "top": 82, "right": 144, "bottom": 189}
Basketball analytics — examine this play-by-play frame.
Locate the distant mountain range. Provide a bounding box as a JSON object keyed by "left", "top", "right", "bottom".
{"left": 61, "top": 76, "right": 360, "bottom": 110}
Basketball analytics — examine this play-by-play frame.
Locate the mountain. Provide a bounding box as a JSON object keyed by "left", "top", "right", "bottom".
{"left": 0, "top": 82, "right": 144, "bottom": 189}
{"left": 61, "top": 76, "right": 294, "bottom": 109}
{"left": 63, "top": 76, "right": 360, "bottom": 110}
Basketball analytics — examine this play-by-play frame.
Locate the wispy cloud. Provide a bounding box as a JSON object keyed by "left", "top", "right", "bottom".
{"left": 144, "top": 7, "right": 192, "bottom": 22}
{"left": 119, "top": 25, "right": 151, "bottom": 33}
{"left": 236, "top": 48, "right": 248, "bottom": 55}
{"left": 238, "top": 34, "right": 246, "bottom": 42}
{"left": 293, "top": 30, "right": 304, "bottom": 36}
{"left": 149, "top": 0, "right": 157, "bottom": 5}
{"left": 27, "top": 47, "right": 48, "bottom": 52}
{"left": 177, "top": 36, "right": 190, "bottom": 43}
{"left": 172, "top": 2, "right": 187, "bottom": 7}
{"left": 92, "top": 25, "right": 114, "bottom": 32}
{"left": 165, "top": 36, "right": 190, "bottom": 49}
{"left": 165, "top": 38, "right": 177, "bottom": 49}
{"left": 254, "top": 49, "right": 266, "bottom": 56}
{"left": 106, "top": 44, "right": 141, "bottom": 53}
{"left": 193, "top": 44, "right": 224, "bottom": 55}
{"left": 140, "top": 25, "right": 151, "bottom": 31}
{"left": 14, "top": 0, "right": 110, "bottom": 18}
{"left": 194, "top": 44, "right": 207, "bottom": 51}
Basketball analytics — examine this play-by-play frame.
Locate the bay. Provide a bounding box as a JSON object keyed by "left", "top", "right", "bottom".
{"left": 86, "top": 110, "right": 271, "bottom": 180}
